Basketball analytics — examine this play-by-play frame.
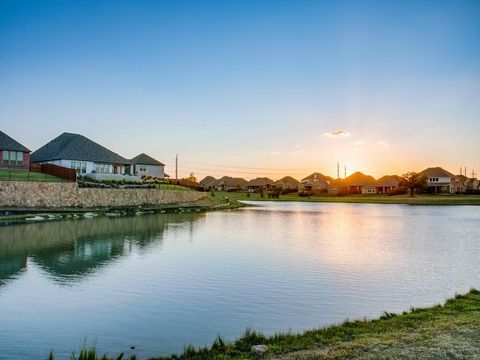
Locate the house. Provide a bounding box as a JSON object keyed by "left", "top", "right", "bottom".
{"left": 301, "top": 172, "right": 333, "bottom": 193}
{"left": 131, "top": 153, "right": 165, "bottom": 178}
{"left": 200, "top": 176, "right": 218, "bottom": 190}
{"left": 376, "top": 175, "right": 400, "bottom": 195}
{"left": 30, "top": 132, "right": 132, "bottom": 177}
{"left": 417, "top": 167, "right": 455, "bottom": 194}
{"left": 247, "top": 177, "right": 275, "bottom": 192}
{"left": 343, "top": 172, "right": 377, "bottom": 194}
{"left": 0, "top": 130, "right": 31, "bottom": 170}
{"left": 327, "top": 179, "right": 348, "bottom": 194}
{"left": 465, "top": 178, "right": 480, "bottom": 194}
{"left": 215, "top": 176, "right": 248, "bottom": 191}
{"left": 451, "top": 175, "right": 467, "bottom": 194}
{"left": 275, "top": 176, "right": 303, "bottom": 191}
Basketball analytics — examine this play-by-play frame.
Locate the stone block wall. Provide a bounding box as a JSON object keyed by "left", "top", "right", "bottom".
{"left": 0, "top": 181, "right": 206, "bottom": 208}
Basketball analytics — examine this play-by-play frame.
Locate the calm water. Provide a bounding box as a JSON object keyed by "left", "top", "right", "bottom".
{"left": 0, "top": 202, "right": 479, "bottom": 359}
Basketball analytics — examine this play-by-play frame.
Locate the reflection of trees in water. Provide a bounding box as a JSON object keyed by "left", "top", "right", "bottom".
{"left": 0, "top": 213, "right": 205, "bottom": 286}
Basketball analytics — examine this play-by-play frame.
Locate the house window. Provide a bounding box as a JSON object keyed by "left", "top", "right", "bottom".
{"left": 17, "top": 152, "right": 23, "bottom": 165}
{"left": 2, "top": 151, "right": 23, "bottom": 166}
{"left": 95, "top": 163, "right": 109, "bottom": 173}
{"left": 2, "top": 151, "right": 8, "bottom": 165}
{"left": 70, "top": 161, "right": 87, "bottom": 174}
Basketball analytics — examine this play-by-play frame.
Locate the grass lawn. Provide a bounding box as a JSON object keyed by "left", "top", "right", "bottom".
{"left": 49, "top": 289, "right": 480, "bottom": 359}
{"left": 0, "top": 169, "right": 66, "bottom": 182}
{"left": 156, "top": 183, "right": 193, "bottom": 191}
{"left": 215, "top": 191, "right": 480, "bottom": 206}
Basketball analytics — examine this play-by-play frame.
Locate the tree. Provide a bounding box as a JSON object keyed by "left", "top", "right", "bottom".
{"left": 399, "top": 172, "right": 427, "bottom": 197}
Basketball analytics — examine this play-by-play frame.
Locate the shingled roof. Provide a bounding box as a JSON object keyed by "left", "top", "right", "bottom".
{"left": 247, "top": 177, "right": 275, "bottom": 187}
{"left": 200, "top": 176, "right": 217, "bottom": 187}
{"left": 131, "top": 153, "right": 165, "bottom": 166}
{"left": 343, "top": 172, "right": 376, "bottom": 187}
{"left": 0, "top": 130, "right": 30, "bottom": 152}
{"left": 30, "top": 132, "right": 130, "bottom": 165}
{"left": 301, "top": 172, "right": 334, "bottom": 182}
{"left": 376, "top": 175, "right": 400, "bottom": 187}
{"left": 217, "top": 176, "right": 248, "bottom": 188}
{"left": 417, "top": 167, "right": 455, "bottom": 178}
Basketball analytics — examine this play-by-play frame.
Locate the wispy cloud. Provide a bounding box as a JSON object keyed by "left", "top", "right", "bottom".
{"left": 289, "top": 144, "right": 305, "bottom": 155}
{"left": 324, "top": 130, "right": 351, "bottom": 138}
{"left": 377, "top": 139, "right": 390, "bottom": 147}
{"left": 269, "top": 150, "right": 281, "bottom": 156}
{"left": 354, "top": 140, "right": 367, "bottom": 146}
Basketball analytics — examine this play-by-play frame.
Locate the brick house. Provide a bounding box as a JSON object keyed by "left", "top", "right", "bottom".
{"left": 0, "top": 130, "right": 31, "bottom": 170}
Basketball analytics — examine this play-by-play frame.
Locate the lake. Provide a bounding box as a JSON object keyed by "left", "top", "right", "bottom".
{"left": 0, "top": 202, "right": 479, "bottom": 359}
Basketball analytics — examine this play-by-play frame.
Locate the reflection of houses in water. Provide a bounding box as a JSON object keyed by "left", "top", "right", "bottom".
{"left": 0, "top": 212, "right": 205, "bottom": 286}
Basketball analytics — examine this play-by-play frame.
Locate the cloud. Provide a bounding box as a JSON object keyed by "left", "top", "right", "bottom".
{"left": 354, "top": 140, "right": 367, "bottom": 146}
{"left": 377, "top": 139, "right": 390, "bottom": 147}
{"left": 290, "top": 149, "right": 305, "bottom": 155}
{"left": 289, "top": 144, "right": 304, "bottom": 155}
{"left": 324, "top": 130, "right": 351, "bottom": 138}
{"left": 269, "top": 150, "right": 281, "bottom": 156}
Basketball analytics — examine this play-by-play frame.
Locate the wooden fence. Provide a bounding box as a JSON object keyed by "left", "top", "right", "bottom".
{"left": 30, "top": 163, "right": 77, "bottom": 182}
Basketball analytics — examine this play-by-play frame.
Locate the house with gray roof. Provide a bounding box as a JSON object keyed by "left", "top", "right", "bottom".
{"left": 131, "top": 153, "right": 165, "bottom": 178}
{"left": 0, "top": 130, "right": 31, "bottom": 170}
{"left": 31, "top": 132, "right": 132, "bottom": 177}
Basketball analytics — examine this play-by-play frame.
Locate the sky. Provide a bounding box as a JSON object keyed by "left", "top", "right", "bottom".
{"left": 1, "top": 0, "right": 479, "bottom": 180}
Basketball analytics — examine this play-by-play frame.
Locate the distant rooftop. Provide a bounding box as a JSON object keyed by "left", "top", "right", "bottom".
{"left": 131, "top": 153, "right": 165, "bottom": 166}
{"left": 418, "top": 167, "right": 455, "bottom": 178}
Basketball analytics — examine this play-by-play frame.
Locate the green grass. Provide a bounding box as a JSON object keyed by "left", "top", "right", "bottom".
{"left": 45, "top": 289, "right": 480, "bottom": 359}
{"left": 216, "top": 191, "right": 480, "bottom": 206}
{"left": 0, "top": 169, "right": 66, "bottom": 182}
{"left": 156, "top": 183, "right": 193, "bottom": 191}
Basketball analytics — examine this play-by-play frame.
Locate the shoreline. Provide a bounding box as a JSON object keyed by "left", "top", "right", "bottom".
{"left": 0, "top": 196, "right": 246, "bottom": 225}
{"left": 220, "top": 191, "right": 480, "bottom": 206}
{"left": 46, "top": 289, "right": 480, "bottom": 360}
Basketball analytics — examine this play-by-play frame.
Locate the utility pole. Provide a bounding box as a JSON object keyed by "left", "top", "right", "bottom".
{"left": 344, "top": 165, "right": 347, "bottom": 179}
{"left": 175, "top": 154, "right": 178, "bottom": 180}
{"left": 465, "top": 166, "right": 467, "bottom": 177}
{"left": 472, "top": 170, "right": 477, "bottom": 179}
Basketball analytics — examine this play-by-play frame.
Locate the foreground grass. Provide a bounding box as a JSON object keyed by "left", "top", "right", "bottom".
{"left": 47, "top": 289, "right": 480, "bottom": 359}
{"left": 0, "top": 169, "right": 66, "bottom": 182}
{"left": 217, "top": 191, "right": 480, "bottom": 206}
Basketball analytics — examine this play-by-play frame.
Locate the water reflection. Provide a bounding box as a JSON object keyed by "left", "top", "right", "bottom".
{"left": 0, "top": 213, "right": 205, "bottom": 286}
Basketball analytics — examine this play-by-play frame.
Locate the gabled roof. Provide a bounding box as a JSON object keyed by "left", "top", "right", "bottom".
{"left": 0, "top": 130, "right": 30, "bottom": 152}
{"left": 247, "top": 177, "right": 275, "bottom": 186}
{"left": 417, "top": 167, "right": 455, "bottom": 178}
{"left": 131, "top": 153, "right": 165, "bottom": 166}
{"left": 200, "top": 176, "right": 217, "bottom": 187}
{"left": 31, "top": 132, "right": 130, "bottom": 165}
{"left": 301, "top": 172, "right": 334, "bottom": 182}
{"left": 200, "top": 176, "right": 217, "bottom": 186}
{"left": 275, "top": 176, "right": 301, "bottom": 187}
{"left": 217, "top": 176, "right": 248, "bottom": 188}
{"left": 376, "top": 175, "right": 400, "bottom": 187}
{"left": 344, "top": 172, "right": 376, "bottom": 187}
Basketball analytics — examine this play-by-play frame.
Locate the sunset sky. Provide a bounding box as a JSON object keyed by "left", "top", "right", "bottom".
{"left": 1, "top": 0, "right": 479, "bottom": 180}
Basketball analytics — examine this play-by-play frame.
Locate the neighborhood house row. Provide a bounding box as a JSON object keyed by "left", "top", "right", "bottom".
{"left": 1, "top": 130, "right": 478, "bottom": 194}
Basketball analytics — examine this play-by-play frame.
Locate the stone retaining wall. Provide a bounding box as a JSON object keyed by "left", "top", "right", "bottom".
{"left": 0, "top": 181, "right": 206, "bottom": 208}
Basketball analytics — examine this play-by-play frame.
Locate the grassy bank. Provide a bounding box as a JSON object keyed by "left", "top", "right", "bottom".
{"left": 46, "top": 289, "right": 480, "bottom": 359}
{"left": 217, "top": 191, "right": 480, "bottom": 206}
{"left": 0, "top": 169, "right": 65, "bottom": 182}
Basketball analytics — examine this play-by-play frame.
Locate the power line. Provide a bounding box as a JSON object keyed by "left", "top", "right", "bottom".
{"left": 177, "top": 160, "right": 323, "bottom": 171}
